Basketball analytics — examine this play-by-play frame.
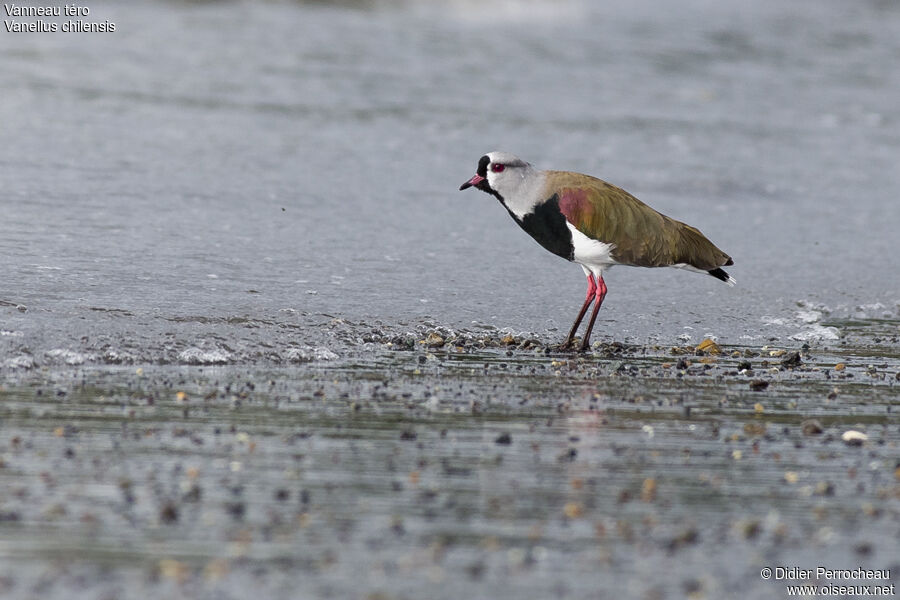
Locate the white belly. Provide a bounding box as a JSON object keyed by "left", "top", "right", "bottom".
{"left": 567, "top": 223, "right": 618, "bottom": 273}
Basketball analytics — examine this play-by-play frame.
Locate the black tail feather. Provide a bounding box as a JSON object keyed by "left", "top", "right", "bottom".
{"left": 708, "top": 267, "right": 732, "bottom": 283}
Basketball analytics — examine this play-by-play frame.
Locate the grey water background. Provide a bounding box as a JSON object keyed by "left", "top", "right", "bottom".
{"left": 3, "top": 0, "right": 899, "bottom": 365}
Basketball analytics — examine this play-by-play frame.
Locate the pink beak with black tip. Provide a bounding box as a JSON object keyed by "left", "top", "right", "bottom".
{"left": 459, "top": 174, "right": 484, "bottom": 191}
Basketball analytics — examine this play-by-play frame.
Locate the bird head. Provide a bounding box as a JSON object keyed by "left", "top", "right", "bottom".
{"left": 459, "top": 152, "right": 532, "bottom": 200}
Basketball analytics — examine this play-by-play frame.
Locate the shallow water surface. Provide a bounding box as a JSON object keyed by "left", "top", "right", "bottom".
{"left": 0, "top": 335, "right": 898, "bottom": 599}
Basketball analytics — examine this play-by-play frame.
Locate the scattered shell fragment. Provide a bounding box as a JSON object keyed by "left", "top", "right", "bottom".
{"left": 563, "top": 502, "right": 584, "bottom": 519}
{"left": 841, "top": 430, "right": 867, "bottom": 446}
{"left": 158, "top": 559, "right": 191, "bottom": 583}
{"left": 784, "top": 471, "right": 799, "bottom": 484}
{"left": 834, "top": 363, "right": 846, "bottom": 371}
{"left": 696, "top": 338, "right": 722, "bottom": 355}
{"left": 204, "top": 559, "right": 230, "bottom": 582}
{"left": 641, "top": 478, "right": 657, "bottom": 502}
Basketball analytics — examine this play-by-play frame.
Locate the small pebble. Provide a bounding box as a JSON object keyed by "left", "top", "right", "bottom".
{"left": 801, "top": 419, "right": 824, "bottom": 435}
{"left": 780, "top": 351, "right": 802, "bottom": 368}
{"left": 744, "top": 422, "right": 766, "bottom": 436}
{"left": 160, "top": 502, "right": 179, "bottom": 524}
{"left": 563, "top": 502, "right": 583, "bottom": 519}
{"left": 424, "top": 333, "right": 445, "bottom": 348}
{"left": 494, "top": 432, "right": 512, "bottom": 445}
{"left": 641, "top": 478, "right": 657, "bottom": 502}
{"left": 814, "top": 481, "right": 835, "bottom": 496}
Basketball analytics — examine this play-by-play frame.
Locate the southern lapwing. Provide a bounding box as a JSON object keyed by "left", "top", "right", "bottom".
{"left": 459, "top": 152, "right": 735, "bottom": 352}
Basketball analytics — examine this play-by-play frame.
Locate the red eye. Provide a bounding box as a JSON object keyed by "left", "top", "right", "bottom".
{"left": 491, "top": 163, "right": 505, "bottom": 173}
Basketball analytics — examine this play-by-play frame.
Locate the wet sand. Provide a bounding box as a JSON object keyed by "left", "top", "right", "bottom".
{"left": 1, "top": 318, "right": 897, "bottom": 600}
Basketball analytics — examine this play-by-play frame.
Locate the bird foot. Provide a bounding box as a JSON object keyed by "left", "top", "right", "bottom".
{"left": 556, "top": 339, "right": 585, "bottom": 353}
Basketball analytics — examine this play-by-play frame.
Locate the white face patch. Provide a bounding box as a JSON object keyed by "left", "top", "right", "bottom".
{"left": 484, "top": 152, "right": 546, "bottom": 219}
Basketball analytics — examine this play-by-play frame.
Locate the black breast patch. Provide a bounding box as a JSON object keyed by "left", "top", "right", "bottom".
{"left": 507, "top": 194, "right": 574, "bottom": 261}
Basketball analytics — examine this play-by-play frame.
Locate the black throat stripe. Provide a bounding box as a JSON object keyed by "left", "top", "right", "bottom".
{"left": 501, "top": 193, "right": 574, "bottom": 261}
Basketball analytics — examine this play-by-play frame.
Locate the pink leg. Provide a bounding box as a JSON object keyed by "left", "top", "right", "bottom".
{"left": 578, "top": 275, "right": 608, "bottom": 352}
{"left": 562, "top": 273, "right": 597, "bottom": 348}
